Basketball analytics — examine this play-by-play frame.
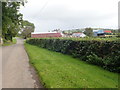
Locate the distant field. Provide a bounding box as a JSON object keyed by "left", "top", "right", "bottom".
{"left": 25, "top": 43, "right": 119, "bottom": 88}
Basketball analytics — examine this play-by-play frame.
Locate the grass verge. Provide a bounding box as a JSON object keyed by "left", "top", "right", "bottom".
{"left": 2, "top": 38, "right": 17, "bottom": 46}
{"left": 25, "top": 43, "right": 119, "bottom": 88}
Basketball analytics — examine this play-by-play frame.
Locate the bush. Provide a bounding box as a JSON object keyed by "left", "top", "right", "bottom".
{"left": 86, "top": 53, "right": 104, "bottom": 66}
{"left": 26, "top": 38, "right": 120, "bottom": 72}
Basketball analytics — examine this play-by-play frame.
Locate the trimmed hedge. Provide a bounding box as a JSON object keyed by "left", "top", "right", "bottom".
{"left": 26, "top": 38, "right": 120, "bottom": 73}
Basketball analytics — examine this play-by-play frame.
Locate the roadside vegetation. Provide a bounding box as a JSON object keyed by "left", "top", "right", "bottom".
{"left": 2, "top": 38, "right": 17, "bottom": 46}
{"left": 2, "top": 1, "right": 35, "bottom": 44}
{"left": 26, "top": 37, "right": 120, "bottom": 72}
{"left": 30, "top": 37, "right": 120, "bottom": 41}
{"left": 59, "top": 37, "right": 120, "bottom": 41}
{"left": 20, "top": 20, "right": 35, "bottom": 39}
{"left": 25, "top": 43, "right": 118, "bottom": 88}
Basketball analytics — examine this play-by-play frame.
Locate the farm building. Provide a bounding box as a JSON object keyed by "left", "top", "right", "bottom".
{"left": 72, "top": 32, "right": 86, "bottom": 37}
{"left": 31, "top": 32, "right": 63, "bottom": 38}
{"left": 104, "top": 30, "right": 112, "bottom": 35}
{"left": 93, "top": 30, "right": 112, "bottom": 37}
{"left": 104, "top": 30, "right": 112, "bottom": 33}
{"left": 93, "top": 30, "right": 105, "bottom": 36}
{"left": 104, "top": 30, "right": 113, "bottom": 37}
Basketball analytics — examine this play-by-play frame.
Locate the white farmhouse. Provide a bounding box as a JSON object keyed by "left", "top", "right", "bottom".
{"left": 72, "top": 33, "right": 86, "bottom": 38}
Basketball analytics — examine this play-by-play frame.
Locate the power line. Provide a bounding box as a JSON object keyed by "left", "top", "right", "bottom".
{"left": 33, "top": 0, "right": 49, "bottom": 18}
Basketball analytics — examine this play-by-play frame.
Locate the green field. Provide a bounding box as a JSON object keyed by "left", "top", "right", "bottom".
{"left": 25, "top": 43, "right": 119, "bottom": 88}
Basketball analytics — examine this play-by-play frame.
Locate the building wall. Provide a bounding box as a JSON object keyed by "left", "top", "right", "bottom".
{"left": 31, "top": 33, "right": 62, "bottom": 38}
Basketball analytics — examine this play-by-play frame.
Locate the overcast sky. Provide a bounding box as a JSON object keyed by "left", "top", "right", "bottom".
{"left": 20, "top": 0, "right": 119, "bottom": 32}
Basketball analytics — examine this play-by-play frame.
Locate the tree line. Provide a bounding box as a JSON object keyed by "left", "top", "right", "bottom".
{"left": 1, "top": 1, "right": 35, "bottom": 43}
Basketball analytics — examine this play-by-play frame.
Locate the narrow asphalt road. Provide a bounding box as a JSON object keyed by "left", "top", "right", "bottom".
{"left": 2, "top": 38, "right": 35, "bottom": 88}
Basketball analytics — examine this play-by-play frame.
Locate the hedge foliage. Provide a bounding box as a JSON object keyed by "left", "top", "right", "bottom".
{"left": 26, "top": 38, "right": 120, "bottom": 73}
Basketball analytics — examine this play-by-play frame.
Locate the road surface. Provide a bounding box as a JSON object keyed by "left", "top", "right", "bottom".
{"left": 2, "top": 38, "right": 38, "bottom": 88}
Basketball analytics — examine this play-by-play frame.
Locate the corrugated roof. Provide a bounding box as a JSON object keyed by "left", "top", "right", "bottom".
{"left": 93, "top": 30, "right": 104, "bottom": 34}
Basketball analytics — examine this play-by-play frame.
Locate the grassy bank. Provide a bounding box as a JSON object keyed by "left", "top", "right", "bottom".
{"left": 2, "top": 38, "right": 17, "bottom": 46}
{"left": 25, "top": 43, "right": 118, "bottom": 88}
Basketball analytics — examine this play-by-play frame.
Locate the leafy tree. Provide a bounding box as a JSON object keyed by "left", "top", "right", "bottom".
{"left": 84, "top": 28, "right": 93, "bottom": 37}
{"left": 62, "top": 31, "right": 65, "bottom": 34}
{"left": 21, "top": 20, "right": 35, "bottom": 39}
{"left": 2, "top": 1, "right": 23, "bottom": 42}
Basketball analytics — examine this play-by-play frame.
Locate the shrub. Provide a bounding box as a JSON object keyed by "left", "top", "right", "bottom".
{"left": 26, "top": 38, "right": 120, "bottom": 72}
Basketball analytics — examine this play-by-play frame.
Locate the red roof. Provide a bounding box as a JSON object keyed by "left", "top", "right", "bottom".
{"left": 104, "top": 30, "right": 112, "bottom": 33}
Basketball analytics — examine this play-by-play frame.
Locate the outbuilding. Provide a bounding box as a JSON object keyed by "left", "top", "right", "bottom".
{"left": 93, "top": 30, "right": 105, "bottom": 36}
{"left": 31, "top": 32, "right": 63, "bottom": 38}
{"left": 72, "top": 32, "right": 86, "bottom": 37}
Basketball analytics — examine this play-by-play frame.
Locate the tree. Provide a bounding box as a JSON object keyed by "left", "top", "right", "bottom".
{"left": 2, "top": 1, "right": 23, "bottom": 42}
{"left": 62, "top": 31, "right": 65, "bottom": 34}
{"left": 21, "top": 20, "right": 35, "bottom": 39}
{"left": 84, "top": 28, "right": 93, "bottom": 37}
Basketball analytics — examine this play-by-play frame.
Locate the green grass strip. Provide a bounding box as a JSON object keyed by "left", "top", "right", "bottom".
{"left": 25, "top": 43, "right": 119, "bottom": 88}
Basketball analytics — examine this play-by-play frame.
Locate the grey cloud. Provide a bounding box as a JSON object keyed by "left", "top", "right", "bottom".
{"left": 20, "top": 0, "right": 118, "bottom": 32}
